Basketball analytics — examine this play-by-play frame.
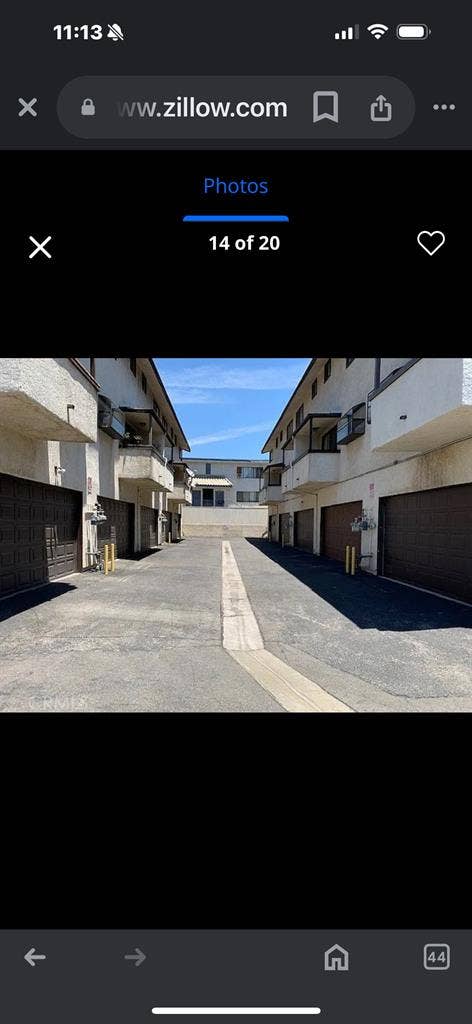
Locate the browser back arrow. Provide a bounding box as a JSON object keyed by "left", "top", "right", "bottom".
{"left": 124, "top": 947, "right": 146, "bottom": 967}
{"left": 25, "top": 947, "right": 47, "bottom": 967}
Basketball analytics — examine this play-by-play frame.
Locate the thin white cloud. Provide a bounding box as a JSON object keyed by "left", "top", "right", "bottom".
{"left": 168, "top": 388, "right": 229, "bottom": 406}
{"left": 161, "top": 361, "right": 310, "bottom": 392}
{"left": 189, "top": 420, "right": 274, "bottom": 447}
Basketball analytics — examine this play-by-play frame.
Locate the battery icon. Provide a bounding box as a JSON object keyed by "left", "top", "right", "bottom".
{"left": 396, "top": 24, "right": 429, "bottom": 39}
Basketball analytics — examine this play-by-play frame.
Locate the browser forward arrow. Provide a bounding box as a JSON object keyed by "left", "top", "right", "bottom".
{"left": 124, "top": 947, "right": 146, "bottom": 967}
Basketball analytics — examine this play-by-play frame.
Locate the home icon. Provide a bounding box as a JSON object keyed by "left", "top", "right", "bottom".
{"left": 324, "top": 944, "right": 349, "bottom": 971}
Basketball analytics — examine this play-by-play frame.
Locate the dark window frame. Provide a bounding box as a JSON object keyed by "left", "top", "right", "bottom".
{"left": 346, "top": 358, "right": 355, "bottom": 368}
{"left": 311, "top": 379, "right": 317, "bottom": 399}
{"left": 324, "top": 359, "right": 332, "bottom": 382}
{"left": 129, "top": 357, "right": 137, "bottom": 376}
{"left": 141, "top": 372, "right": 147, "bottom": 394}
{"left": 205, "top": 463, "right": 211, "bottom": 475}
{"left": 236, "top": 491, "right": 260, "bottom": 503}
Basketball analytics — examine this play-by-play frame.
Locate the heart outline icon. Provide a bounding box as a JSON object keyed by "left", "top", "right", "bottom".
{"left": 417, "top": 230, "right": 446, "bottom": 255}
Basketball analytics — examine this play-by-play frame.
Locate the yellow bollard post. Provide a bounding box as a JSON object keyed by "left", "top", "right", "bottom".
{"left": 104, "top": 544, "right": 109, "bottom": 575}
{"left": 345, "top": 545, "right": 350, "bottom": 574}
{"left": 111, "top": 543, "right": 115, "bottom": 572}
{"left": 350, "top": 545, "right": 356, "bottom": 576}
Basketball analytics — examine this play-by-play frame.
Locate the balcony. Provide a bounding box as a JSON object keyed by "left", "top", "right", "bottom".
{"left": 0, "top": 357, "right": 98, "bottom": 442}
{"left": 282, "top": 451, "right": 340, "bottom": 495}
{"left": 259, "top": 484, "right": 282, "bottom": 503}
{"left": 171, "top": 482, "right": 193, "bottom": 505}
{"left": 369, "top": 358, "right": 472, "bottom": 452}
{"left": 118, "top": 445, "right": 174, "bottom": 492}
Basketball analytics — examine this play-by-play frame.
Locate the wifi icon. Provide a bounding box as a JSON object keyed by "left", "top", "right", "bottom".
{"left": 367, "top": 23, "right": 389, "bottom": 38}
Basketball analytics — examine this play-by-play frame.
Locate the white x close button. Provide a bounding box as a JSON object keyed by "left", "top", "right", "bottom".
{"left": 28, "top": 235, "right": 53, "bottom": 259}
{"left": 18, "top": 98, "right": 38, "bottom": 117}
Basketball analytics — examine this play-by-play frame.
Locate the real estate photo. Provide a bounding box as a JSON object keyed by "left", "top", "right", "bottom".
{"left": 0, "top": 356, "right": 471, "bottom": 712}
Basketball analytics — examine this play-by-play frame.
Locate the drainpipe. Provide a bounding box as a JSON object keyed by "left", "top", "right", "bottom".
{"left": 374, "top": 358, "right": 381, "bottom": 389}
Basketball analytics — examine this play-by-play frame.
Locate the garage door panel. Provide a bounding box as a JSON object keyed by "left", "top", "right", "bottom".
{"left": 98, "top": 495, "right": 134, "bottom": 558}
{"left": 140, "top": 505, "right": 158, "bottom": 551}
{"left": 380, "top": 483, "right": 472, "bottom": 602}
{"left": 294, "top": 509, "right": 314, "bottom": 552}
{"left": 0, "top": 472, "right": 81, "bottom": 597}
{"left": 321, "top": 501, "right": 362, "bottom": 562}
{"left": 279, "top": 512, "right": 290, "bottom": 543}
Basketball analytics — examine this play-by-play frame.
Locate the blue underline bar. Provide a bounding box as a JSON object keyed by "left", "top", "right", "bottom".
{"left": 183, "top": 215, "right": 289, "bottom": 223}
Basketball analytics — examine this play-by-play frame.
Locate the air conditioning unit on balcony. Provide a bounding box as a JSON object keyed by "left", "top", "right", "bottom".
{"left": 97, "top": 395, "right": 126, "bottom": 439}
{"left": 336, "top": 402, "right": 366, "bottom": 445}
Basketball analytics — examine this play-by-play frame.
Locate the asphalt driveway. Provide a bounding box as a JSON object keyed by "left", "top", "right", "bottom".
{"left": 0, "top": 537, "right": 471, "bottom": 712}
{"left": 231, "top": 539, "right": 472, "bottom": 711}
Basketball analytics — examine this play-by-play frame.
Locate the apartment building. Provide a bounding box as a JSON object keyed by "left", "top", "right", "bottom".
{"left": 0, "top": 357, "right": 192, "bottom": 597}
{"left": 185, "top": 458, "right": 266, "bottom": 507}
{"left": 182, "top": 458, "right": 269, "bottom": 537}
{"left": 262, "top": 358, "right": 472, "bottom": 603}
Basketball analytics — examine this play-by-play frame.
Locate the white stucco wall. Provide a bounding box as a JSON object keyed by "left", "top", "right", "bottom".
{"left": 0, "top": 358, "right": 98, "bottom": 443}
{"left": 370, "top": 358, "right": 472, "bottom": 451}
{"left": 182, "top": 505, "right": 268, "bottom": 537}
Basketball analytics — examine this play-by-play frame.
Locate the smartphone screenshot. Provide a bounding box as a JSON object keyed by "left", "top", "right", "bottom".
{"left": 0, "top": 0, "right": 469, "bottom": 1003}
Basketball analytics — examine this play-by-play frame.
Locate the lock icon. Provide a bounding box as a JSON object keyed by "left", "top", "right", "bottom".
{"left": 81, "top": 98, "right": 95, "bottom": 116}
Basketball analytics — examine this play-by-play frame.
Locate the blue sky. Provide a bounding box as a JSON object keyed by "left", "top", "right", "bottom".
{"left": 155, "top": 358, "right": 311, "bottom": 458}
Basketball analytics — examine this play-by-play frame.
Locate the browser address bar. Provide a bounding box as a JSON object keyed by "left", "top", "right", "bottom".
{"left": 57, "top": 76, "right": 415, "bottom": 140}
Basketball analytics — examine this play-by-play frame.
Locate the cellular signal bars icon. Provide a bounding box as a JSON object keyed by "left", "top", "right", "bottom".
{"left": 335, "top": 24, "right": 360, "bottom": 40}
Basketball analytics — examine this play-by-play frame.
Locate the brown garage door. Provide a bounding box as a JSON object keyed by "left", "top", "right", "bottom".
{"left": 0, "top": 472, "right": 81, "bottom": 597}
{"left": 97, "top": 495, "right": 134, "bottom": 558}
{"left": 321, "top": 500, "right": 362, "bottom": 562}
{"left": 294, "top": 508, "right": 314, "bottom": 552}
{"left": 140, "top": 505, "right": 158, "bottom": 551}
{"left": 279, "top": 512, "right": 290, "bottom": 544}
{"left": 379, "top": 484, "right": 472, "bottom": 602}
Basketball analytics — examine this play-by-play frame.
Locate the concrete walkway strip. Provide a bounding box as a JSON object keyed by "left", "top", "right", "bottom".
{"left": 230, "top": 649, "right": 353, "bottom": 713}
{"left": 221, "top": 541, "right": 352, "bottom": 713}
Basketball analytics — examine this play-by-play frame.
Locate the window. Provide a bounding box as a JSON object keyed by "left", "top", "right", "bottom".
{"left": 346, "top": 357, "right": 355, "bottom": 367}
{"left": 275, "top": 438, "right": 279, "bottom": 448}
{"left": 279, "top": 431, "right": 283, "bottom": 443}
{"left": 324, "top": 359, "right": 331, "bottom": 382}
{"left": 311, "top": 378, "right": 317, "bottom": 399}
{"left": 237, "top": 466, "right": 263, "bottom": 479}
{"left": 192, "top": 490, "right": 202, "bottom": 506}
{"left": 205, "top": 463, "right": 211, "bottom": 475}
{"left": 321, "top": 425, "right": 338, "bottom": 451}
{"left": 129, "top": 357, "right": 136, "bottom": 376}
{"left": 141, "top": 373, "right": 147, "bottom": 394}
{"left": 202, "top": 488, "right": 214, "bottom": 506}
{"left": 153, "top": 399, "right": 160, "bottom": 416}
{"left": 286, "top": 419, "right": 293, "bottom": 440}
{"left": 295, "top": 404, "right": 304, "bottom": 429}
{"left": 215, "top": 490, "right": 225, "bottom": 507}
{"left": 237, "top": 491, "right": 260, "bottom": 503}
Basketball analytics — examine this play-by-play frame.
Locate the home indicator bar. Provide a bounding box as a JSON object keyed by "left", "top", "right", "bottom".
{"left": 151, "top": 1010, "right": 322, "bottom": 1016}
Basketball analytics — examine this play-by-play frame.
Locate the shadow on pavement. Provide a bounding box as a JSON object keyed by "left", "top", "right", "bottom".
{"left": 246, "top": 539, "right": 472, "bottom": 632}
{"left": 0, "top": 581, "right": 78, "bottom": 623}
